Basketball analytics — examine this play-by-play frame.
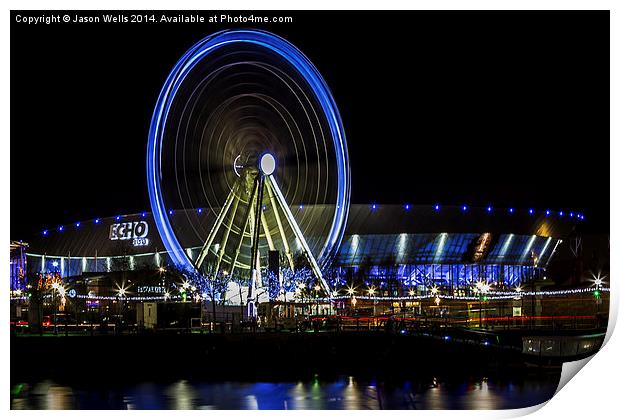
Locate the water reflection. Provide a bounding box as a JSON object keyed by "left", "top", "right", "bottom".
{"left": 11, "top": 374, "right": 559, "bottom": 410}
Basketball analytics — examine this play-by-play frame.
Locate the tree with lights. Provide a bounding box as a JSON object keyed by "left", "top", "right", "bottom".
{"left": 262, "top": 268, "right": 281, "bottom": 301}
{"left": 167, "top": 264, "right": 227, "bottom": 332}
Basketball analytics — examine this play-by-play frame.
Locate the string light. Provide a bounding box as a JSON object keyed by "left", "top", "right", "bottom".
{"left": 39, "top": 205, "right": 587, "bottom": 241}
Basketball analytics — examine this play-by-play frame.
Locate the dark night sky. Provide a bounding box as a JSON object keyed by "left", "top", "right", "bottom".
{"left": 10, "top": 10, "right": 609, "bottom": 240}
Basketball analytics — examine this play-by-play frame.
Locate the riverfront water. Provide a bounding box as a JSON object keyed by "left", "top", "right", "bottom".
{"left": 11, "top": 373, "right": 560, "bottom": 410}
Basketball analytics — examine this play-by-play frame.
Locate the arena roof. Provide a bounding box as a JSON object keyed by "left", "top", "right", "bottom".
{"left": 26, "top": 204, "right": 577, "bottom": 261}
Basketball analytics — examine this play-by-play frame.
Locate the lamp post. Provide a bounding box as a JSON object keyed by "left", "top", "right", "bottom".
{"left": 314, "top": 284, "right": 321, "bottom": 316}
{"left": 474, "top": 281, "right": 486, "bottom": 329}
{"left": 592, "top": 273, "right": 605, "bottom": 328}
{"left": 347, "top": 286, "right": 356, "bottom": 315}
{"left": 116, "top": 286, "right": 127, "bottom": 335}
{"left": 475, "top": 282, "right": 491, "bottom": 329}
{"left": 51, "top": 281, "right": 58, "bottom": 335}
{"left": 408, "top": 289, "right": 415, "bottom": 319}
{"left": 368, "top": 286, "right": 376, "bottom": 317}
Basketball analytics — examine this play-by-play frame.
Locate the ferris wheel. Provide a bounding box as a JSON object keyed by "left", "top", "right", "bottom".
{"left": 146, "top": 29, "right": 350, "bottom": 314}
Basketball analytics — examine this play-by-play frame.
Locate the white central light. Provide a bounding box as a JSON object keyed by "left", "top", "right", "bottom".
{"left": 260, "top": 153, "right": 276, "bottom": 175}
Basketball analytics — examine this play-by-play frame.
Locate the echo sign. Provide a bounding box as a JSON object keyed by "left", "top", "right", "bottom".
{"left": 109, "top": 221, "right": 149, "bottom": 246}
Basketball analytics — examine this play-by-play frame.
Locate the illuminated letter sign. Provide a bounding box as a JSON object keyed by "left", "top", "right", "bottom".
{"left": 109, "top": 221, "right": 149, "bottom": 241}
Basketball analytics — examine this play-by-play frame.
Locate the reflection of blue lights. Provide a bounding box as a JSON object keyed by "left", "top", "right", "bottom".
{"left": 299, "top": 205, "right": 304, "bottom": 210}
{"left": 147, "top": 29, "right": 350, "bottom": 272}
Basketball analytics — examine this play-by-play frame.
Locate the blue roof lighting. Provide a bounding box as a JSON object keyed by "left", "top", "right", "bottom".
{"left": 299, "top": 204, "right": 304, "bottom": 210}
{"left": 404, "top": 204, "right": 410, "bottom": 211}
{"left": 570, "top": 212, "right": 574, "bottom": 217}
{"left": 509, "top": 208, "right": 514, "bottom": 213}
{"left": 486, "top": 206, "right": 492, "bottom": 212}
{"left": 141, "top": 212, "right": 147, "bottom": 218}
{"left": 168, "top": 209, "right": 174, "bottom": 215}
{"left": 75, "top": 222, "right": 81, "bottom": 228}
{"left": 528, "top": 209, "right": 534, "bottom": 215}
{"left": 42, "top": 230, "right": 48, "bottom": 236}
{"left": 434, "top": 204, "right": 440, "bottom": 211}
{"left": 545, "top": 210, "right": 551, "bottom": 216}
{"left": 371, "top": 204, "right": 377, "bottom": 210}
{"left": 58, "top": 226, "right": 64, "bottom": 232}
{"left": 197, "top": 208, "right": 203, "bottom": 214}
{"left": 115, "top": 215, "right": 121, "bottom": 221}
{"left": 559, "top": 211, "right": 564, "bottom": 216}
{"left": 95, "top": 218, "right": 101, "bottom": 224}
{"left": 462, "top": 205, "right": 468, "bottom": 212}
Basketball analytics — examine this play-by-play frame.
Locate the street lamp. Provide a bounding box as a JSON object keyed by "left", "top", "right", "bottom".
{"left": 591, "top": 272, "right": 606, "bottom": 327}
{"left": 51, "top": 280, "right": 61, "bottom": 335}
{"left": 474, "top": 281, "right": 490, "bottom": 329}
{"left": 314, "top": 284, "right": 321, "bottom": 315}
{"left": 346, "top": 286, "right": 356, "bottom": 315}
{"left": 368, "top": 286, "right": 376, "bottom": 316}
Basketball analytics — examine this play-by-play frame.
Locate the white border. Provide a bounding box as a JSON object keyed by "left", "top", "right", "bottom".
{"left": 2, "top": 2, "right": 616, "bottom": 419}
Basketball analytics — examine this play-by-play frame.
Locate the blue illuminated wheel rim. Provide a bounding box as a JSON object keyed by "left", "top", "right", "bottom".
{"left": 147, "top": 29, "right": 350, "bottom": 273}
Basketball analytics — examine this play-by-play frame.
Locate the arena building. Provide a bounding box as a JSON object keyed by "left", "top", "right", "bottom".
{"left": 14, "top": 204, "right": 581, "bottom": 298}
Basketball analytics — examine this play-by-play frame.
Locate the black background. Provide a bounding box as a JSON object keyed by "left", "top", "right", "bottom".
{"left": 10, "top": 10, "right": 610, "bottom": 240}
